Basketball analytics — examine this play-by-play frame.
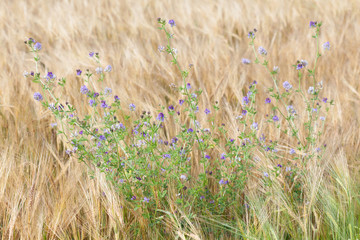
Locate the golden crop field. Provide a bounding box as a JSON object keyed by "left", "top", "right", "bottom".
{"left": 0, "top": 0, "right": 359, "bottom": 239}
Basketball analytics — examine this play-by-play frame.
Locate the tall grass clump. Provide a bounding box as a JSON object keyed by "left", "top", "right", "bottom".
{"left": 24, "top": 19, "right": 359, "bottom": 239}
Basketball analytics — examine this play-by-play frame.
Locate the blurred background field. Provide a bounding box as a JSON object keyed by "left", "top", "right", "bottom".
{"left": 0, "top": 0, "right": 359, "bottom": 239}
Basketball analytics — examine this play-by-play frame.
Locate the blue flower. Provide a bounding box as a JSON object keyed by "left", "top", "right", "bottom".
{"left": 168, "top": 19, "right": 175, "bottom": 27}
{"left": 104, "top": 87, "right": 112, "bottom": 96}
{"left": 80, "top": 85, "right": 89, "bottom": 94}
{"left": 323, "top": 41, "right": 330, "bottom": 50}
{"left": 89, "top": 99, "right": 95, "bottom": 107}
{"left": 287, "top": 105, "right": 296, "bottom": 115}
{"left": 104, "top": 65, "right": 112, "bottom": 72}
{"left": 308, "top": 86, "right": 315, "bottom": 94}
{"left": 33, "top": 92, "right": 43, "bottom": 101}
{"left": 258, "top": 46, "right": 267, "bottom": 56}
{"left": 34, "top": 42, "right": 42, "bottom": 51}
{"left": 95, "top": 67, "right": 103, "bottom": 74}
{"left": 309, "top": 21, "right": 317, "bottom": 28}
{"left": 129, "top": 103, "right": 136, "bottom": 111}
{"left": 243, "top": 96, "right": 249, "bottom": 105}
{"left": 242, "top": 58, "right": 251, "bottom": 64}
{"left": 157, "top": 112, "right": 164, "bottom": 122}
{"left": 283, "top": 81, "right": 292, "bottom": 91}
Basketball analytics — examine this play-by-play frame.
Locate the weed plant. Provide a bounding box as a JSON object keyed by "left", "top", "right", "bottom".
{"left": 24, "top": 19, "right": 358, "bottom": 239}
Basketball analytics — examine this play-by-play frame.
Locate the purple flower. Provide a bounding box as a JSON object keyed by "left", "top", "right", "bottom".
{"left": 95, "top": 67, "right": 103, "bottom": 74}
{"left": 320, "top": 116, "right": 325, "bottom": 121}
{"left": 258, "top": 46, "right": 267, "bottom": 56}
{"left": 180, "top": 175, "right": 187, "bottom": 180}
{"left": 163, "top": 154, "right": 171, "bottom": 159}
{"left": 76, "top": 69, "right": 82, "bottom": 76}
{"left": 131, "top": 195, "right": 136, "bottom": 200}
{"left": 157, "top": 112, "right": 164, "bottom": 122}
{"left": 277, "top": 164, "right": 282, "bottom": 168}
{"left": 300, "top": 60, "right": 308, "bottom": 67}
{"left": 89, "top": 99, "right": 96, "bottom": 107}
{"left": 187, "top": 128, "right": 193, "bottom": 133}
{"left": 46, "top": 72, "right": 56, "bottom": 80}
{"left": 308, "top": 86, "right": 315, "bottom": 94}
{"left": 323, "top": 41, "right": 330, "bottom": 50}
{"left": 251, "top": 122, "right": 258, "bottom": 130}
{"left": 179, "top": 99, "right": 184, "bottom": 105}
{"left": 79, "top": 130, "right": 83, "bottom": 135}
{"left": 273, "top": 115, "right": 279, "bottom": 121}
{"left": 80, "top": 85, "right": 89, "bottom": 94}
{"left": 34, "top": 42, "right": 42, "bottom": 51}
{"left": 309, "top": 21, "right": 317, "bottom": 28}
{"left": 263, "top": 172, "right": 269, "bottom": 177}
{"left": 204, "top": 108, "right": 210, "bottom": 115}
{"left": 200, "top": 196, "right": 205, "bottom": 200}
{"left": 265, "top": 98, "right": 271, "bottom": 104}
{"left": 242, "top": 58, "right": 251, "bottom": 64}
{"left": 114, "top": 95, "right": 120, "bottom": 101}
{"left": 168, "top": 105, "right": 174, "bottom": 111}
{"left": 129, "top": 103, "right": 136, "bottom": 111}
{"left": 290, "top": 149, "right": 296, "bottom": 155}
{"left": 273, "top": 66, "right": 279, "bottom": 73}
{"left": 99, "top": 135, "right": 106, "bottom": 141}
{"left": 283, "top": 81, "right": 292, "bottom": 91}
{"left": 104, "top": 87, "right": 112, "bottom": 96}
{"left": 104, "top": 65, "right": 112, "bottom": 72}
{"left": 247, "top": 32, "right": 255, "bottom": 38}
{"left": 28, "top": 38, "right": 35, "bottom": 44}
{"left": 219, "top": 179, "right": 227, "bottom": 185}
{"left": 186, "top": 83, "right": 191, "bottom": 89}
{"left": 220, "top": 153, "right": 226, "bottom": 160}
{"left": 101, "top": 100, "right": 108, "bottom": 108}
{"left": 89, "top": 52, "right": 95, "bottom": 57}
{"left": 243, "top": 96, "right": 249, "bottom": 105}
{"left": 168, "top": 19, "right": 175, "bottom": 27}
{"left": 205, "top": 155, "right": 210, "bottom": 160}
{"left": 33, "top": 92, "right": 43, "bottom": 101}
{"left": 312, "top": 108, "right": 317, "bottom": 112}
{"left": 143, "top": 197, "right": 150, "bottom": 203}
{"left": 242, "top": 110, "right": 247, "bottom": 115}
{"left": 296, "top": 64, "right": 304, "bottom": 70}
{"left": 93, "top": 92, "right": 99, "bottom": 98}
{"left": 287, "top": 105, "right": 296, "bottom": 115}
{"left": 158, "top": 45, "right": 165, "bottom": 52}
{"left": 322, "top": 98, "right": 328, "bottom": 103}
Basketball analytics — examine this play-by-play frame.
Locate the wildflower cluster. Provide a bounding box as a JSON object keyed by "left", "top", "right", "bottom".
{"left": 27, "top": 19, "right": 333, "bottom": 226}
